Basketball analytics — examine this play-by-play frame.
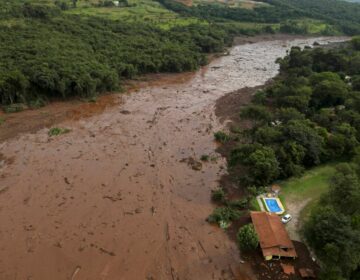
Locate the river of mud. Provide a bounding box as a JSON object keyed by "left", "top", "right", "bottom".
{"left": 0, "top": 37, "right": 346, "bottom": 280}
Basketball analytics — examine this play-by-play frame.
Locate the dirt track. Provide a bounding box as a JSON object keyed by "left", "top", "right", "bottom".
{"left": 0, "top": 37, "right": 346, "bottom": 280}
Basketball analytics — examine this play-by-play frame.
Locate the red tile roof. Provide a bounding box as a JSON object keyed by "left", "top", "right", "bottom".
{"left": 250, "top": 211, "right": 297, "bottom": 258}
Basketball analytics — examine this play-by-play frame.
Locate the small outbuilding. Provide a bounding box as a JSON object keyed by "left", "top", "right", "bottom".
{"left": 250, "top": 211, "right": 297, "bottom": 260}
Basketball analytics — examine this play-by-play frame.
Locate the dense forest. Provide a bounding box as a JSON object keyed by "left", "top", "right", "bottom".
{"left": 221, "top": 37, "right": 360, "bottom": 279}
{"left": 1, "top": 0, "right": 360, "bottom": 109}
{"left": 230, "top": 38, "right": 360, "bottom": 187}
{"left": 0, "top": 1, "right": 235, "bottom": 107}
{"left": 304, "top": 162, "right": 360, "bottom": 280}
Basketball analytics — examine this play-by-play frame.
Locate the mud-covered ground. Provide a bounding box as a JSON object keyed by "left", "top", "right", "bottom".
{"left": 0, "top": 36, "right": 346, "bottom": 280}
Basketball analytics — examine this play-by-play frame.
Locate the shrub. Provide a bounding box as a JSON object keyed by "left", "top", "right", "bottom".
{"left": 2, "top": 103, "right": 27, "bottom": 113}
{"left": 200, "top": 154, "right": 210, "bottom": 161}
{"left": 211, "top": 187, "right": 226, "bottom": 202}
{"left": 48, "top": 127, "right": 71, "bottom": 136}
{"left": 227, "top": 198, "right": 248, "bottom": 209}
{"left": 237, "top": 224, "right": 259, "bottom": 251}
{"left": 214, "top": 131, "right": 230, "bottom": 143}
{"left": 207, "top": 207, "right": 242, "bottom": 227}
{"left": 351, "top": 36, "right": 360, "bottom": 51}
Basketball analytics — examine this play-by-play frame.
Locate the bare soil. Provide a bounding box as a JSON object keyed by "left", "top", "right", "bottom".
{"left": 285, "top": 198, "right": 312, "bottom": 241}
{"left": 0, "top": 36, "right": 346, "bottom": 280}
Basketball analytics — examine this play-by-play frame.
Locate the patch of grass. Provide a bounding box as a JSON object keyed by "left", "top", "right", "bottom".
{"left": 249, "top": 197, "right": 260, "bottom": 211}
{"left": 29, "top": 97, "right": 47, "bottom": 109}
{"left": 214, "top": 131, "right": 230, "bottom": 143}
{"left": 193, "top": 0, "right": 270, "bottom": 9}
{"left": 48, "top": 127, "right": 71, "bottom": 136}
{"left": 2, "top": 103, "right": 27, "bottom": 113}
{"left": 207, "top": 206, "right": 242, "bottom": 228}
{"left": 210, "top": 155, "right": 218, "bottom": 162}
{"left": 82, "top": 95, "right": 98, "bottom": 103}
{"left": 226, "top": 198, "right": 248, "bottom": 209}
{"left": 280, "top": 164, "right": 337, "bottom": 201}
{"left": 279, "top": 163, "right": 339, "bottom": 225}
{"left": 200, "top": 154, "right": 209, "bottom": 161}
{"left": 211, "top": 187, "right": 226, "bottom": 202}
{"left": 285, "top": 18, "right": 340, "bottom": 35}
{"left": 66, "top": 0, "right": 206, "bottom": 29}
{"left": 0, "top": 117, "right": 5, "bottom": 125}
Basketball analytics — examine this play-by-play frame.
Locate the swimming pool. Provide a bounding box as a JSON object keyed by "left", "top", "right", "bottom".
{"left": 263, "top": 197, "right": 285, "bottom": 215}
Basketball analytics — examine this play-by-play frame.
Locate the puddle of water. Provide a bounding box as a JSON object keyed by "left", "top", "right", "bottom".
{"left": 0, "top": 37, "right": 346, "bottom": 280}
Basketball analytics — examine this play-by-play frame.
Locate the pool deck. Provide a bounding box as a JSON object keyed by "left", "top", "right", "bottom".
{"left": 256, "top": 194, "right": 285, "bottom": 215}
{"left": 256, "top": 195, "right": 266, "bottom": 211}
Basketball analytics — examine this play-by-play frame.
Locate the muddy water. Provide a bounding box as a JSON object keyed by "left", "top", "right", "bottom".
{"left": 0, "top": 37, "right": 346, "bottom": 280}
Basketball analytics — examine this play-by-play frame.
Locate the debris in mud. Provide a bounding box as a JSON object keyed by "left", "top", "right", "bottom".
{"left": 180, "top": 157, "right": 203, "bottom": 171}
{"left": 24, "top": 224, "right": 35, "bottom": 231}
{"left": 99, "top": 247, "right": 116, "bottom": 256}
{"left": 151, "top": 206, "right": 156, "bottom": 215}
{"left": 135, "top": 207, "right": 143, "bottom": 214}
{"left": 71, "top": 266, "right": 81, "bottom": 280}
{"left": 0, "top": 153, "right": 14, "bottom": 169}
{"left": 120, "top": 110, "right": 131, "bottom": 115}
{"left": 54, "top": 241, "right": 62, "bottom": 248}
{"left": 103, "top": 192, "right": 123, "bottom": 202}
{"left": 0, "top": 185, "right": 9, "bottom": 195}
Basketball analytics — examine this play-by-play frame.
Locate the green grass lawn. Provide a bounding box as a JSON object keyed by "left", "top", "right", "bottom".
{"left": 288, "top": 18, "right": 341, "bottom": 35}
{"left": 193, "top": 0, "right": 270, "bottom": 9}
{"left": 250, "top": 197, "right": 261, "bottom": 211}
{"left": 279, "top": 163, "right": 339, "bottom": 223}
{"left": 66, "top": 0, "right": 206, "bottom": 29}
{"left": 280, "top": 164, "right": 337, "bottom": 201}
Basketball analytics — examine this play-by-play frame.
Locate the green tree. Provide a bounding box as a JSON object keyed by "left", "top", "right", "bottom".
{"left": 237, "top": 224, "right": 259, "bottom": 251}
{"left": 245, "top": 146, "right": 280, "bottom": 186}
{"left": 304, "top": 206, "right": 360, "bottom": 279}
{"left": 282, "top": 120, "right": 324, "bottom": 166}
{"left": 311, "top": 78, "right": 348, "bottom": 108}
{"left": 351, "top": 36, "right": 360, "bottom": 51}
{"left": 240, "top": 105, "right": 272, "bottom": 124}
{"left": 329, "top": 164, "right": 360, "bottom": 215}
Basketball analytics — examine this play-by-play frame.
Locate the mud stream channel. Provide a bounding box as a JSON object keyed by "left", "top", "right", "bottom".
{"left": 0, "top": 37, "right": 346, "bottom": 280}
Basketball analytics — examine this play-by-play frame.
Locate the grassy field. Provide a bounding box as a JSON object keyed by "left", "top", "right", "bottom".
{"left": 280, "top": 164, "right": 337, "bottom": 201}
{"left": 192, "top": 0, "right": 270, "bottom": 9}
{"left": 65, "top": 0, "right": 206, "bottom": 29}
{"left": 279, "top": 163, "right": 338, "bottom": 224}
{"left": 291, "top": 18, "right": 340, "bottom": 35}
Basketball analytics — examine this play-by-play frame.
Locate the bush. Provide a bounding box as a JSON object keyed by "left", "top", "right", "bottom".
{"left": 214, "top": 131, "right": 230, "bottom": 143}
{"left": 351, "top": 36, "right": 360, "bottom": 51}
{"left": 211, "top": 187, "right": 226, "bottom": 202}
{"left": 227, "top": 198, "right": 248, "bottom": 209}
{"left": 48, "top": 127, "right": 71, "bottom": 136}
{"left": 2, "top": 103, "right": 27, "bottom": 113}
{"left": 200, "top": 154, "right": 209, "bottom": 161}
{"left": 237, "top": 224, "right": 259, "bottom": 251}
{"left": 207, "top": 207, "right": 242, "bottom": 228}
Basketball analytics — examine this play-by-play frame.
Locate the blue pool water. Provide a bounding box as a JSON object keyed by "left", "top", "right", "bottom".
{"left": 264, "top": 198, "right": 282, "bottom": 213}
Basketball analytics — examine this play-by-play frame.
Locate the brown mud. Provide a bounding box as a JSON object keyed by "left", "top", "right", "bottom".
{"left": 0, "top": 36, "right": 346, "bottom": 280}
